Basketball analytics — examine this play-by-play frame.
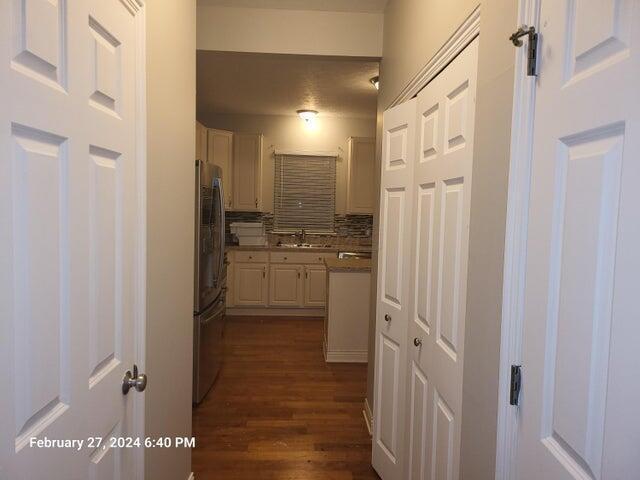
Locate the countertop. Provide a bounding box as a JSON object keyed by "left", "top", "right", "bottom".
{"left": 324, "top": 257, "right": 372, "bottom": 272}
{"left": 226, "top": 243, "right": 373, "bottom": 254}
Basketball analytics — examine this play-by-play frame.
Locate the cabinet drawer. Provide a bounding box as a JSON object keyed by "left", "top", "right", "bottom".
{"left": 233, "top": 251, "right": 269, "bottom": 263}
{"left": 270, "top": 251, "right": 333, "bottom": 264}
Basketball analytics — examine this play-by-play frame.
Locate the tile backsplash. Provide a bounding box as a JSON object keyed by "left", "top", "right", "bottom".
{"left": 226, "top": 211, "right": 373, "bottom": 244}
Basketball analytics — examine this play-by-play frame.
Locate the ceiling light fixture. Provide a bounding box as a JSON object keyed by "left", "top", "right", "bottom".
{"left": 370, "top": 76, "right": 379, "bottom": 90}
{"left": 297, "top": 109, "right": 318, "bottom": 122}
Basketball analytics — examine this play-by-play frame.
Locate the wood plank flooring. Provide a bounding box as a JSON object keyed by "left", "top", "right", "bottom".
{"left": 192, "top": 316, "right": 380, "bottom": 480}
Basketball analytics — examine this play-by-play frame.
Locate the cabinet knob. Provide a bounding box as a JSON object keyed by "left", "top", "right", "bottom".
{"left": 384, "top": 314, "right": 391, "bottom": 322}
{"left": 413, "top": 337, "right": 422, "bottom": 347}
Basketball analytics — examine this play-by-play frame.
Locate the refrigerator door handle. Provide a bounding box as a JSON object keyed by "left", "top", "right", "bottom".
{"left": 214, "top": 176, "right": 225, "bottom": 287}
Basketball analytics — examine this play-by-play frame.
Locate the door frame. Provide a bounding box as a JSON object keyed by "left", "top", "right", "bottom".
{"left": 494, "top": 0, "right": 540, "bottom": 479}
{"left": 130, "top": 0, "right": 147, "bottom": 478}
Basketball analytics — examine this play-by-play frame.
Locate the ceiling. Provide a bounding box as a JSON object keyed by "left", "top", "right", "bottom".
{"left": 197, "top": 0, "right": 388, "bottom": 13}
{"left": 197, "top": 52, "right": 379, "bottom": 119}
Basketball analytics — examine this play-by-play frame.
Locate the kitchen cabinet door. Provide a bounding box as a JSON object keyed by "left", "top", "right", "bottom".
{"left": 196, "top": 121, "right": 208, "bottom": 163}
{"left": 269, "top": 264, "right": 303, "bottom": 306}
{"left": 347, "top": 137, "right": 375, "bottom": 214}
{"left": 207, "top": 128, "right": 233, "bottom": 209}
{"left": 233, "top": 133, "right": 263, "bottom": 211}
{"left": 304, "top": 265, "right": 326, "bottom": 307}
{"left": 234, "top": 262, "right": 268, "bottom": 306}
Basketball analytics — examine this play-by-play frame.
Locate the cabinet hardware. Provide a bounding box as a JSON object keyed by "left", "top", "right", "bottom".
{"left": 384, "top": 314, "right": 391, "bottom": 322}
{"left": 413, "top": 338, "right": 422, "bottom": 347}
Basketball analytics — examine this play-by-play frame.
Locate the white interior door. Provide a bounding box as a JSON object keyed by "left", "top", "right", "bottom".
{"left": 405, "top": 37, "right": 478, "bottom": 480}
{"left": 372, "top": 97, "right": 417, "bottom": 480}
{"left": 516, "top": 1, "right": 640, "bottom": 479}
{"left": 0, "top": 0, "right": 145, "bottom": 478}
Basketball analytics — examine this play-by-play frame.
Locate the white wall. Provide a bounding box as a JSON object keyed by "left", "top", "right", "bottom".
{"left": 197, "top": 5, "right": 384, "bottom": 57}
{"left": 145, "top": 1, "right": 196, "bottom": 479}
{"left": 199, "top": 113, "right": 376, "bottom": 214}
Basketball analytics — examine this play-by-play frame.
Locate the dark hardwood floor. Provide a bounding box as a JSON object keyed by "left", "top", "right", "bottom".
{"left": 192, "top": 315, "right": 380, "bottom": 480}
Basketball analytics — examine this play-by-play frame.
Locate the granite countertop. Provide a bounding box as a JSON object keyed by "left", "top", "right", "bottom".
{"left": 226, "top": 243, "right": 373, "bottom": 253}
{"left": 324, "top": 257, "right": 372, "bottom": 272}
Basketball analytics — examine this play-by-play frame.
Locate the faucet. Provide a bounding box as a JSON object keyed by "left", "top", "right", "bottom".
{"left": 296, "top": 228, "right": 306, "bottom": 245}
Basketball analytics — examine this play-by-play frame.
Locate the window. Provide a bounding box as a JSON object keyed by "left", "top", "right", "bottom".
{"left": 274, "top": 154, "right": 336, "bottom": 233}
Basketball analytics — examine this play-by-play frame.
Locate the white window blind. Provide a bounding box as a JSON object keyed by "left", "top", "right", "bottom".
{"left": 274, "top": 154, "right": 336, "bottom": 233}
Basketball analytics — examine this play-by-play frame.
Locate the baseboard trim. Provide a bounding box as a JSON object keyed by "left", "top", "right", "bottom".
{"left": 363, "top": 398, "right": 373, "bottom": 436}
{"left": 324, "top": 350, "right": 368, "bottom": 363}
{"left": 226, "top": 307, "right": 325, "bottom": 317}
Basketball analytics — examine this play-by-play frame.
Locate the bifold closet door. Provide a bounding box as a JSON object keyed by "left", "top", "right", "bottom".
{"left": 404, "top": 38, "right": 479, "bottom": 480}
{"left": 372, "top": 98, "right": 417, "bottom": 479}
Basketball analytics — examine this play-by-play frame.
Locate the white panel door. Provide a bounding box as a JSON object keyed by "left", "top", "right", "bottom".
{"left": 516, "top": 2, "right": 640, "bottom": 479}
{"left": 0, "top": 0, "right": 144, "bottom": 478}
{"left": 404, "top": 38, "right": 478, "bottom": 480}
{"left": 372, "top": 97, "right": 417, "bottom": 480}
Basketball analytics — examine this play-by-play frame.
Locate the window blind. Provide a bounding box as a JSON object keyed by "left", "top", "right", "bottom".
{"left": 274, "top": 154, "right": 336, "bottom": 233}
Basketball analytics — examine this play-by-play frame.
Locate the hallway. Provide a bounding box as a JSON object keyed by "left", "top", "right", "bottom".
{"left": 192, "top": 316, "right": 380, "bottom": 480}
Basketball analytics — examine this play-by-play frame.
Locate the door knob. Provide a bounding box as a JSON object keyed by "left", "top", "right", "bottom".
{"left": 384, "top": 314, "right": 391, "bottom": 322}
{"left": 122, "top": 364, "right": 147, "bottom": 394}
{"left": 413, "top": 338, "right": 422, "bottom": 347}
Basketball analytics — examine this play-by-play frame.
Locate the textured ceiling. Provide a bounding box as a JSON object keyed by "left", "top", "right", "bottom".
{"left": 197, "top": 51, "right": 379, "bottom": 119}
{"left": 197, "top": 0, "right": 388, "bottom": 13}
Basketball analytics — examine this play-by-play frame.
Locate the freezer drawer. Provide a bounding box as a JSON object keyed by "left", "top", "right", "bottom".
{"left": 193, "top": 296, "right": 225, "bottom": 405}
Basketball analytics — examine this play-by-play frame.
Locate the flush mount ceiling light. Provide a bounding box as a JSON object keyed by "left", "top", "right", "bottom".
{"left": 370, "top": 75, "right": 379, "bottom": 90}
{"left": 297, "top": 109, "right": 318, "bottom": 122}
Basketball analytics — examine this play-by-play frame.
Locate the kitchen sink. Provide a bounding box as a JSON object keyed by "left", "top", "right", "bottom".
{"left": 276, "top": 242, "right": 333, "bottom": 249}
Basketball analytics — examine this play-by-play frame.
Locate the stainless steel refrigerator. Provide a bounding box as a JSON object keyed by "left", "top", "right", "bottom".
{"left": 193, "top": 162, "right": 226, "bottom": 405}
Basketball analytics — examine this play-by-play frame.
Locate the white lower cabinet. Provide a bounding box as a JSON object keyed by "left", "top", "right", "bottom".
{"left": 233, "top": 262, "right": 268, "bottom": 306}
{"left": 227, "top": 250, "right": 334, "bottom": 313}
{"left": 303, "top": 265, "right": 326, "bottom": 307}
{"left": 269, "top": 264, "right": 303, "bottom": 306}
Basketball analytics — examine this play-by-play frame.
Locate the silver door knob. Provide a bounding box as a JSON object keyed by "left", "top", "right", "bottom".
{"left": 122, "top": 364, "right": 147, "bottom": 394}
{"left": 384, "top": 314, "right": 391, "bottom": 322}
{"left": 413, "top": 338, "right": 422, "bottom": 347}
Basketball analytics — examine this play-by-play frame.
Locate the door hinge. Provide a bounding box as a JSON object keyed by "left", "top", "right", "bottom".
{"left": 510, "top": 365, "right": 522, "bottom": 406}
{"left": 510, "top": 25, "right": 538, "bottom": 76}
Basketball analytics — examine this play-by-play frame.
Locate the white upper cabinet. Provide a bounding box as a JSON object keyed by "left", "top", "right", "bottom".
{"left": 233, "top": 133, "right": 263, "bottom": 211}
{"left": 347, "top": 136, "right": 375, "bottom": 214}
{"left": 207, "top": 128, "right": 234, "bottom": 209}
{"left": 196, "top": 121, "right": 208, "bottom": 163}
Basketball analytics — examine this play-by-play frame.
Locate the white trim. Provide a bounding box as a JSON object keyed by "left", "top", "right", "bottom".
{"left": 324, "top": 350, "right": 368, "bottom": 363}
{"left": 274, "top": 149, "right": 340, "bottom": 158}
{"left": 388, "top": 4, "right": 481, "bottom": 107}
{"left": 187, "top": 473, "right": 195, "bottom": 480}
{"left": 494, "top": 1, "right": 540, "bottom": 479}
{"left": 132, "top": 2, "right": 147, "bottom": 479}
{"left": 226, "top": 307, "right": 325, "bottom": 317}
{"left": 363, "top": 398, "right": 373, "bottom": 436}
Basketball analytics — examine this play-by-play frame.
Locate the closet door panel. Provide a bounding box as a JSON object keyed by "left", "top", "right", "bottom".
{"left": 372, "top": 97, "right": 417, "bottom": 480}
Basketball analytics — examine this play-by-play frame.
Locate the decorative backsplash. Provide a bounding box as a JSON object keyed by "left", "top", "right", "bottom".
{"left": 226, "top": 211, "right": 373, "bottom": 243}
